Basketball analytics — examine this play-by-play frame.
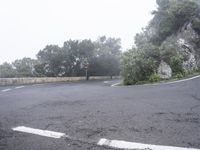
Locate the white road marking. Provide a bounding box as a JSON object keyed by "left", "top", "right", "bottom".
{"left": 15, "top": 86, "right": 25, "bottom": 89}
{"left": 145, "top": 75, "right": 200, "bottom": 86}
{"left": 97, "top": 138, "right": 200, "bottom": 150}
{"left": 111, "top": 82, "right": 121, "bottom": 87}
{"left": 119, "top": 75, "right": 200, "bottom": 87}
{"left": 11, "top": 126, "right": 200, "bottom": 150}
{"left": 12, "top": 126, "right": 67, "bottom": 139}
{"left": 1, "top": 88, "right": 11, "bottom": 92}
{"left": 103, "top": 81, "right": 109, "bottom": 84}
{"left": 162, "top": 75, "right": 200, "bottom": 85}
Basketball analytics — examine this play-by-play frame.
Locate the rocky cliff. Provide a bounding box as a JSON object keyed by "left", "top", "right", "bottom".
{"left": 161, "top": 22, "right": 200, "bottom": 73}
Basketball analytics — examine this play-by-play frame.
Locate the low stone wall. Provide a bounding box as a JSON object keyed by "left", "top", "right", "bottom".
{"left": 0, "top": 76, "right": 119, "bottom": 86}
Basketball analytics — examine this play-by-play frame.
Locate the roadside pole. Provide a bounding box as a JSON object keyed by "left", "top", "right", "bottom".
{"left": 84, "top": 61, "right": 89, "bottom": 81}
{"left": 85, "top": 67, "right": 88, "bottom": 80}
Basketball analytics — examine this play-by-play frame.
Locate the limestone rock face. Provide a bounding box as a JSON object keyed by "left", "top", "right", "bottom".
{"left": 157, "top": 61, "right": 172, "bottom": 79}
{"left": 160, "top": 23, "right": 200, "bottom": 73}
{"left": 177, "top": 23, "right": 199, "bottom": 72}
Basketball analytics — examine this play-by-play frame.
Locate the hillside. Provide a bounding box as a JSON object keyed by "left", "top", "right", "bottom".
{"left": 122, "top": 0, "right": 200, "bottom": 85}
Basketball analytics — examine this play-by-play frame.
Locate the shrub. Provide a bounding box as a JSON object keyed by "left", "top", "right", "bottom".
{"left": 192, "top": 17, "right": 200, "bottom": 34}
{"left": 149, "top": 74, "right": 161, "bottom": 83}
{"left": 122, "top": 49, "right": 158, "bottom": 85}
{"left": 169, "top": 54, "right": 184, "bottom": 75}
{"left": 175, "top": 73, "right": 184, "bottom": 79}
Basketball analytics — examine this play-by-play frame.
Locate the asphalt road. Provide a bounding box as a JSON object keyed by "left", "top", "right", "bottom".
{"left": 0, "top": 78, "right": 200, "bottom": 150}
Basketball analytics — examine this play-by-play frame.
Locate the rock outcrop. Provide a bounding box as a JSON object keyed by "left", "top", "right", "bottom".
{"left": 157, "top": 61, "right": 172, "bottom": 79}
{"left": 160, "top": 23, "right": 200, "bottom": 73}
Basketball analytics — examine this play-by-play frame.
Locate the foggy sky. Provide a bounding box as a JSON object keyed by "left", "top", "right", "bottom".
{"left": 0, "top": 0, "right": 157, "bottom": 64}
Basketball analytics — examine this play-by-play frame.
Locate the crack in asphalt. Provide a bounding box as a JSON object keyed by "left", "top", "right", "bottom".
{"left": 190, "top": 95, "right": 200, "bottom": 112}
{"left": 192, "top": 95, "right": 200, "bottom": 102}
{"left": 190, "top": 105, "right": 200, "bottom": 112}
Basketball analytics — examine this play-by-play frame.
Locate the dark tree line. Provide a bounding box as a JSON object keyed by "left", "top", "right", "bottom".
{"left": 0, "top": 36, "right": 121, "bottom": 78}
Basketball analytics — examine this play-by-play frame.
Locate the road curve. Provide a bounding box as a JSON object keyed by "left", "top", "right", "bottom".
{"left": 0, "top": 78, "right": 200, "bottom": 149}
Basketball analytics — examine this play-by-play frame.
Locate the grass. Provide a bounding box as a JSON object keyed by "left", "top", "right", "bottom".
{"left": 159, "top": 71, "right": 200, "bottom": 83}
{"left": 121, "top": 71, "right": 200, "bottom": 86}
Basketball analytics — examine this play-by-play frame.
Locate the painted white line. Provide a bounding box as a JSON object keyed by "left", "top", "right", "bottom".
{"left": 1, "top": 88, "right": 11, "bottom": 92}
{"left": 119, "top": 75, "right": 200, "bottom": 87}
{"left": 111, "top": 82, "right": 121, "bottom": 87}
{"left": 12, "top": 126, "right": 67, "bottom": 139}
{"left": 103, "top": 81, "right": 109, "bottom": 84}
{"left": 163, "top": 75, "right": 200, "bottom": 85}
{"left": 147, "top": 75, "right": 200, "bottom": 86}
{"left": 98, "top": 138, "right": 200, "bottom": 150}
{"left": 15, "top": 86, "right": 25, "bottom": 89}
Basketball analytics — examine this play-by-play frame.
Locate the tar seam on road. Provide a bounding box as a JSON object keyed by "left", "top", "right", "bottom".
{"left": 12, "top": 126, "right": 200, "bottom": 150}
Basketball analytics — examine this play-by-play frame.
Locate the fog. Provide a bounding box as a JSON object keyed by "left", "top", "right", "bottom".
{"left": 0, "top": 0, "right": 156, "bottom": 64}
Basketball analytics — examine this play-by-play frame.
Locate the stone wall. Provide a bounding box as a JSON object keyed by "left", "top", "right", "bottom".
{"left": 0, "top": 76, "right": 119, "bottom": 86}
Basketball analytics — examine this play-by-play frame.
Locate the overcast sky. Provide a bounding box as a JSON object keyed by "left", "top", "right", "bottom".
{"left": 0, "top": 0, "right": 157, "bottom": 64}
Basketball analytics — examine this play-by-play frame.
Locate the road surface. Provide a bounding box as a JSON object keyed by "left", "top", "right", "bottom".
{"left": 0, "top": 78, "right": 200, "bottom": 150}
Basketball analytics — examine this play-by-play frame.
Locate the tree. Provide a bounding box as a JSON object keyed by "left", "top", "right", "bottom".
{"left": 90, "top": 54, "right": 121, "bottom": 77}
{"left": 122, "top": 48, "right": 157, "bottom": 85}
{"left": 36, "top": 45, "right": 67, "bottom": 77}
{"left": 35, "top": 37, "right": 121, "bottom": 78}
{"left": 0, "top": 62, "right": 16, "bottom": 78}
{"left": 90, "top": 36, "right": 121, "bottom": 78}
{"left": 149, "top": 0, "right": 200, "bottom": 45}
{"left": 12, "top": 58, "right": 38, "bottom": 77}
{"left": 36, "top": 40, "right": 96, "bottom": 77}
{"left": 63, "top": 39, "right": 95, "bottom": 76}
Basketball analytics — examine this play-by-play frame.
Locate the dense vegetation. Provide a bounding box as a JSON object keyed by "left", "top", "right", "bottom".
{"left": 0, "top": 36, "right": 121, "bottom": 78}
{"left": 122, "top": 0, "right": 200, "bottom": 85}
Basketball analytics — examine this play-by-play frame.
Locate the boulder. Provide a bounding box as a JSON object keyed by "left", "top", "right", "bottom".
{"left": 157, "top": 61, "right": 172, "bottom": 79}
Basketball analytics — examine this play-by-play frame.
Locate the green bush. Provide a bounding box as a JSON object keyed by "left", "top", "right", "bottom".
{"left": 122, "top": 49, "right": 158, "bottom": 85}
{"left": 169, "top": 54, "right": 184, "bottom": 75}
{"left": 175, "top": 73, "right": 184, "bottom": 79}
{"left": 192, "top": 17, "right": 200, "bottom": 34}
{"left": 149, "top": 74, "right": 161, "bottom": 83}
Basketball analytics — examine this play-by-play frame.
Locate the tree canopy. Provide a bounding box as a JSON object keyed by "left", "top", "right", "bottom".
{"left": 0, "top": 36, "right": 121, "bottom": 78}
